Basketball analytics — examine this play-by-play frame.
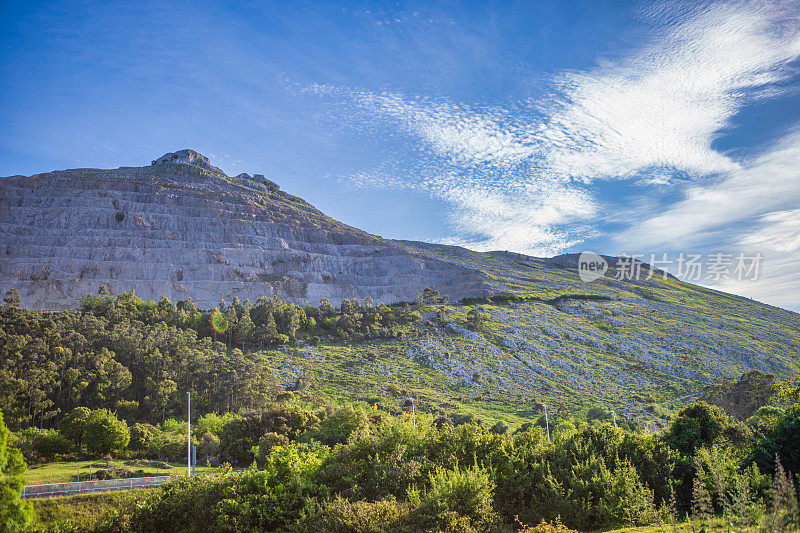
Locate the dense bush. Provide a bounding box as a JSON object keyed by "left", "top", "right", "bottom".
{"left": 0, "top": 408, "right": 32, "bottom": 531}
{"left": 31, "top": 428, "right": 73, "bottom": 459}
{"left": 83, "top": 387, "right": 800, "bottom": 532}
{"left": 84, "top": 409, "right": 130, "bottom": 455}
{"left": 219, "top": 406, "right": 320, "bottom": 465}
{"left": 58, "top": 407, "right": 91, "bottom": 448}
{"left": 752, "top": 411, "right": 800, "bottom": 476}
{"left": 296, "top": 495, "right": 411, "bottom": 532}
{"left": 128, "top": 423, "right": 158, "bottom": 452}
{"left": 121, "top": 443, "right": 329, "bottom": 532}
{"left": 412, "top": 465, "right": 498, "bottom": 531}
{"left": 304, "top": 405, "right": 370, "bottom": 446}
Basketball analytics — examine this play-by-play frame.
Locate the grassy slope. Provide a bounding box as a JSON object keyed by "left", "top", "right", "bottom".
{"left": 257, "top": 242, "right": 800, "bottom": 430}
{"left": 32, "top": 489, "right": 148, "bottom": 529}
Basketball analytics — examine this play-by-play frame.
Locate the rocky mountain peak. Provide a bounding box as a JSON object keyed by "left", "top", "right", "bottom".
{"left": 0, "top": 153, "right": 490, "bottom": 309}
{"left": 151, "top": 149, "right": 225, "bottom": 175}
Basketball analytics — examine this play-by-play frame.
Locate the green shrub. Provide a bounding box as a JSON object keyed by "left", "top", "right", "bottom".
{"left": 494, "top": 425, "right": 661, "bottom": 530}
{"left": 198, "top": 431, "right": 220, "bottom": 461}
{"left": 297, "top": 495, "right": 409, "bottom": 532}
{"left": 32, "top": 428, "right": 73, "bottom": 459}
{"left": 160, "top": 418, "right": 187, "bottom": 434}
{"left": 255, "top": 431, "right": 289, "bottom": 464}
{"left": 126, "top": 442, "right": 329, "bottom": 532}
{"left": 518, "top": 517, "right": 578, "bottom": 532}
{"left": 413, "top": 464, "right": 497, "bottom": 531}
{"left": 307, "top": 405, "right": 370, "bottom": 445}
{"left": 219, "top": 407, "right": 320, "bottom": 465}
{"left": 317, "top": 418, "right": 425, "bottom": 501}
{"left": 0, "top": 408, "right": 33, "bottom": 531}
{"left": 84, "top": 409, "right": 130, "bottom": 455}
{"left": 193, "top": 412, "right": 236, "bottom": 439}
{"left": 129, "top": 423, "right": 158, "bottom": 452}
{"left": 489, "top": 420, "right": 509, "bottom": 435}
{"left": 752, "top": 411, "right": 800, "bottom": 477}
{"left": 150, "top": 431, "right": 187, "bottom": 462}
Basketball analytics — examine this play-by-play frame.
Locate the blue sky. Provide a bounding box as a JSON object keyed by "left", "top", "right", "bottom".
{"left": 1, "top": 0, "right": 799, "bottom": 309}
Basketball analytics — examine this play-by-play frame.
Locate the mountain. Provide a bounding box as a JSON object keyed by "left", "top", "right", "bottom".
{"left": 0, "top": 150, "right": 488, "bottom": 310}
{"left": 2, "top": 150, "right": 798, "bottom": 420}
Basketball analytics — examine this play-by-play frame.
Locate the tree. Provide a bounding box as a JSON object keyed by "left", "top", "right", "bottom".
{"left": 147, "top": 378, "right": 177, "bottom": 423}
{"left": 753, "top": 412, "right": 800, "bottom": 476}
{"left": 422, "top": 287, "right": 441, "bottom": 304}
{"left": 702, "top": 370, "right": 775, "bottom": 420}
{"left": 286, "top": 306, "right": 301, "bottom": 340}
{"left": 84, "top": 409, "right": 130, "bottom": 455}
{"left": 58, "top": 406, "right": 91, "bottom": 448}
{"left": 129, "top": 423, "right": 158, "bottom": 452}
{"left": 198, "top": 431, "right": 220, "bottom": 461}
{"left": 665, "top": 402, "right": 729, "bottom": 455}
{"left": 2, "top": 289, "right": 20, "bottom": 309}
{"left": 258, "top": 312, "right": 278, "bottom": 346}
{"left": 0, "top": 408, "right": 33, "bottom": 530}
{"left": 772, "top": 374, "right": 800, "bottom": 415}
{"left": 319, "top": 298, "right": 333, "bottom": 316}
{"left": 235, "top": 312, "right": 256, "bottom": 350}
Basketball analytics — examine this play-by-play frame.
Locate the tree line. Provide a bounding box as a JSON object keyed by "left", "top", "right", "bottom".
{"left": 0, "top": 287, "right": 431, "bottom": 432}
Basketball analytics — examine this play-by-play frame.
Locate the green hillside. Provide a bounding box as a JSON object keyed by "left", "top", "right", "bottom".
{"left": 2, "top": 241, "right": 798, "bottom": 434}
{"left": 258, "top": 241, "right": 800, "bottom": 429}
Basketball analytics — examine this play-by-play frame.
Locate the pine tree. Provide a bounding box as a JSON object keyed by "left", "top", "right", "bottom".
{"left": 261, "top": 312, "right": 278, "bottom": 345}
{"left": 235, "top": 312, "right": 256, "bottom": 350}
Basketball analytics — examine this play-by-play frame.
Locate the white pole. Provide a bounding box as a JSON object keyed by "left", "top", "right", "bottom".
{"left": 544, "top": 403, "right": 551, "bottom": 442}
{"left": 411, "top": 398, "right": 416, "bottom": 431}
{"left": 612, "top": 410, "right": 617, "bottom": 428}
{"left": 187, "top": 392, "right": 191, "bottom": 476}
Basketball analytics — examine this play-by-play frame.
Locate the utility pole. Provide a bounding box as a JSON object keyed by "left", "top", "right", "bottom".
{"left": 612, "top": 410, "right": 617, "bottom": 428}
{"left": 187, "top": 392, "right": 191, "bottom": 476}
{"left": 408, "top": 398, "right": 416, "bottom": 431}
{"left": 544, "top": 403, "right": 551, "bottom": 443}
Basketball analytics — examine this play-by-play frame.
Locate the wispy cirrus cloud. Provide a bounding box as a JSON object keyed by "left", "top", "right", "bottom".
{"left": 740, "top": 209, "right": 800, "bottom": 253}
{"left": 307, "top": 0, "right": 800, "bottom": 257}
{"left": 724, "top": 208, "right": 800, "bottom": 310}
{"left": 617, "top": 128, "right": 800, "bottom": 249}
{"left": 540, "top": 0, "right": 800, "bottom": 182}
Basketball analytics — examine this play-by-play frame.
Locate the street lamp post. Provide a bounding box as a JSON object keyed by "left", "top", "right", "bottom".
{"left": 187, "top": 392, "right": 191, "bottom": 476}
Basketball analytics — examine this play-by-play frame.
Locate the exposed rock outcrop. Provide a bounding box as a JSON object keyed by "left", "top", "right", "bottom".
{"left": 151, "top": 149, "right": 225, "bottom": 175}
{"left": 0, "top": 151, "right": 490, "bottom": 309}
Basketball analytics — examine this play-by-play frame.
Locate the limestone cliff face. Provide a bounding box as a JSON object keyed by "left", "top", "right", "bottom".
{"left": 0, "top": 151, "right": 490, "bottom": 309}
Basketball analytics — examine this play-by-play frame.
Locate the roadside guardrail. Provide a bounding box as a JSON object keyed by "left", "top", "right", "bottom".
{"left": 22, "top": 475, "right": 171, "bottom": 499}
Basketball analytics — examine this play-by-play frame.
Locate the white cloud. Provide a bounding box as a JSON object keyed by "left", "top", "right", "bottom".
{"left": 437, "top": 185, "right": 599, "bottom": 256}
{"left": 617, "top": 129, "right": 800, "bottom": 248}
{"left": 716, "top": 210, "right": 800, "bottom": 310}
{"left": 309, "top": 0, "right": 800, "bottom": 259}
{"left": 741, "top": 210, "right": 800, "bottom": 253}
{"left": 539, "top": 0, "right": 800, "bottom": 181}
{"left": 709, "top": 251, "right": 800, "bottom": 311}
